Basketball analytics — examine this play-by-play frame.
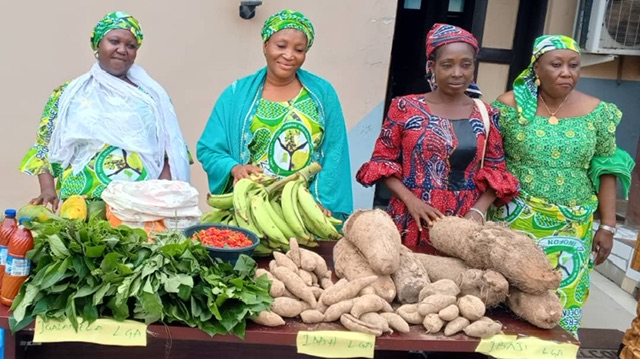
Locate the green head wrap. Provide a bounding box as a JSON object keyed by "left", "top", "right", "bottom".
{"left": 261, "top": 10, "right": 315, "bottom": 50}
{"left": 513, "top": 35, "right": 580, "bottom": 123}
{"left": 90, "top": 11, "right": 144, "bottom": 51}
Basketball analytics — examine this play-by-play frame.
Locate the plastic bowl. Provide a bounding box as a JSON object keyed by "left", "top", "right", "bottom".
{"left": 183, "top": 223, "right": 260, "bottom": 265}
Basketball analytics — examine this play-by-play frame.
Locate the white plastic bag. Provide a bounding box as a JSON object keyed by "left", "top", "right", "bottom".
{"left": 101, "top": 180, "right": 202, "bottom": 222}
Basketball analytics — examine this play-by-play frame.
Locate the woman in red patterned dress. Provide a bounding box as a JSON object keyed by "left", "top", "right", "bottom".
{"left": 356, "top": 23, "right": 519, "bottom": 253}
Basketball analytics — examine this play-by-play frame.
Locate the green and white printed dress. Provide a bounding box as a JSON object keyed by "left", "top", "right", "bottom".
{"left": 248, "top": 87, "right": 324, "bottom": 177}
{"left": 20, "top": 83, "right": 151, "bottom": 200}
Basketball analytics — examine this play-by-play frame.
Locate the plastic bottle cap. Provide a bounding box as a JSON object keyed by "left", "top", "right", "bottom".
{"left": 18, "top": 218, "right": 30, "bottom": 225}
{"left": 4, "top": 209, "right": 16, "bottom": 217}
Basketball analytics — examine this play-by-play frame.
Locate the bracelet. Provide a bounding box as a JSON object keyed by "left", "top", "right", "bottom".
{"left": 598, "top": 224, "right": 617, "bottom": 235}
{"left": 468, "top": 207, "right": 486, "bottom": 223}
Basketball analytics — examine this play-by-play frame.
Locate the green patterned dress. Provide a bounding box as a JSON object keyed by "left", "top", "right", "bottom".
{"left": 248, "top": 87, "right": 323, "bottom": 177}
{"left": 20, "top": 83, "right": 151, "bottom": 200}
{"left": 489, "top": 100, "right": 627, "bottom": 336}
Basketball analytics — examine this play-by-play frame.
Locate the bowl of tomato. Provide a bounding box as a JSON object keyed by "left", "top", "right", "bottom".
{"left": 183, "top": 224, "right": 260, "bottom": 265}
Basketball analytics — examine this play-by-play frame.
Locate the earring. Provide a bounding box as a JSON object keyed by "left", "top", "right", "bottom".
{"left": 534, "top": 75, "right": 540, "bottom": 87}
{"left": 94, "top": 51, "right": 99, "bottom": 60}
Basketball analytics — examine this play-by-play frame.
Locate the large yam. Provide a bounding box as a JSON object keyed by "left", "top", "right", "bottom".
{"left": 392, "top": 248, "right": 430, "bottom": 303}
{"left": 429, "top": 216, "right": 487, "bottom": 268}
{"left": 478, "top": 222, "right": 561, "bottom": 294}
{"left": 333, "top": 238, "right": 397, "bottom": 302}
{"left": 506, "top": 288, "right": 562, "bottom": 329}
{"left": 413, "top": 253, "right": 469, "bottom": 281}
{"left": 457, "top": 269, "right": 508, "bottom": 307}
{"left": 343, "top": 209, "right": 400, "bottom": 275}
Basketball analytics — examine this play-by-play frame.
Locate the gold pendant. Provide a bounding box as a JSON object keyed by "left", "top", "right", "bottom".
{"left": 548, "top": 115, "right": 559, "bottom": 125}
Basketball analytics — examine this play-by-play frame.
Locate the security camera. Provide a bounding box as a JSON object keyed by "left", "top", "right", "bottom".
{"left": 239, "top": 1, "right": 263, "bottom": 20}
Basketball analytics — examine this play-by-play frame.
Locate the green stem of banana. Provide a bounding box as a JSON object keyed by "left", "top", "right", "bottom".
{"left": 265, "top": 162, "right": 322, "bottom": 194}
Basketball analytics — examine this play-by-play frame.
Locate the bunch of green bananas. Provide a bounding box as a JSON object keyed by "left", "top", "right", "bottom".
{"left": 201, "top": 172, "right": 342, "bottom": 256}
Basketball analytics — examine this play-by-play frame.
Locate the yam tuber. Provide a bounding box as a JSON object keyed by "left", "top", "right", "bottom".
{"left": 413, "top": 253, "right": 469, "bottom": 282}
{"left": 333, "top": 238, "right": 397, "bottom": 302}
{"left": 457, "top": 269, "right": 508, "bottom": 307}
{"left": 464, "top": 320, "right": 502, "bottom": 338}
{"left": 343, "top": 209, "right": 401, "bottom": 275}
{"left": 287, "top": 237, "right": 302, "bottom": 267}
{"left": 396, "top": 304, "right": 424, "bottom": 325}
{"left": 506, "top": 288, "right": 562, "bottom": 329}
{"left": 298, "top": 269, "right": 314, "bottom": 286}
{"left": 429, "top": 216, "right": 487, "bottom": 268}
{"left": 350, "top": 294, "right": 393, "bottom": 318}
{"left": 299, "top": 248, "right": 329, "bottom": 278}
{"left": 392, "top": 247, "right": 431, "bottom": 304}
{"left": 417, "top": 294, "right": 457, "bottom": 316}
{"left": 273, "top": 251, "right": 299, "bottom": 274}
{"left": 360, "top": 312, "right": 392, "bottom": 333}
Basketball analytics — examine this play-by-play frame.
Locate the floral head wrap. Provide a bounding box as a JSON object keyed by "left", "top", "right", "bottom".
{"left": 513, "top": 35, "right": 580, "bottom": 122}
{"left": 90, "top": 11, "right": 144, "bottom": 51}
{"left": 261, "top": 10, "right": 315, "bottom": 50}
{"left": 425, "top": 23, "right": 481, "bottom": 96}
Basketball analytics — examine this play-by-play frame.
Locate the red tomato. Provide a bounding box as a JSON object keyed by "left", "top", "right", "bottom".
{"left": 192, "top": 227, "right": 253, "bottom": 248}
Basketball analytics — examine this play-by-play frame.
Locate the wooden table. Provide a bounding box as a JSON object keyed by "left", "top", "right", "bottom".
{"left": 0, "top": 241, "right": 579, "bottom": 359}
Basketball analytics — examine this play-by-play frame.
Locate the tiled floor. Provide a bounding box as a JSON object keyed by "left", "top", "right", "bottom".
{"left": 582, "top": 270, "right": 637, "bottom": 331}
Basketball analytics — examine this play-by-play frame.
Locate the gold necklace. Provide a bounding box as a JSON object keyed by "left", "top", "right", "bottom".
{"left": 539, "top": 93, "right": 570, "bottom": 125}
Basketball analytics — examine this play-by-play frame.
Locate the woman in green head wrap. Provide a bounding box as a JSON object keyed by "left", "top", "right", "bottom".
{"left": 20, "top": 11, "right": 191, "bottom": 211}
{"left": 197, "top": 9, "right": 353, "bottom": 253}
{"left": 489, "top": 34, "right": 635, "bottom": 337}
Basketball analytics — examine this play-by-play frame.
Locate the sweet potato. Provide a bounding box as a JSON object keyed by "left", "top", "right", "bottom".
{"left": 396, "top": 304, "right": 424, "bottom": 325}
{"left": 438, "top": 304, "right": 459, "bottom": 322}
{"left": 343, "top": 209, "right": 401, "bottom": 275}
{"left": 319, "top": 278, "right": 347, "bottom": 307}
{"left": 324, "top": 299, "right": 355, "bottom": 322}
{"left": 272, "top": 266, "right": 317, "bottom": 307}
{"left": 444, "top": 317, "right": 470, "bottom": 336}
{"left": 417, "top": 295, "right": 457, "bottom": 316}
{"left": 423, "top": 313, "right": 444, "bottom": 334}
{"left": 269, "top": 259, "right": 279, "bottom": 273}
{"left": 413, "top": 253, "right": 470, "bottom": 282}
{"left": 298, "top": 269, "right": 314, "bottom": 286}
{"left": 457, "top": 295, "right": 486, "bottom": 321}
{"left": 463, "top": 320, "right": 502, "bottom": 338}
{"left": 322, "top": 276, "right": 379, "bottom": 306}
{"left": 359, "top": 286, "right": 376, "bottom": 296}
{"left": 299, "top": 248, "right": 329, "bottom": 278}
{"left": 273, "top": 251, "right": 299, "bottom": 274}
{"left": 271, "top": 297, "right": 310, "bottom": 318}
{"left": 457, "top": 269, "right": 508, "bottom": 307}
{"left": 360, "top": 312, "right": 392, "bottom": 333}
{"left": 351, "top": 294, "right": 393, "bottom": 318}
{"left": 340, "top": 314, "right": 383, "bottom": 336}
{"left": 419, "top": 279, "right": 460, "bottom": 301}
{"left": 281, "top": 288, "right": 297, "bottom": 299}
{"left": 478, "top": 222, "right": 561, "bottom": 294}
{"left": 429, "top": 216, "right": 486, "bottom": 268}
{"left": 251, "top": 311, "right": 285, "bottom": 327}
{"left": 320, "top": 277, "right": 334, "bottom": 290}
{"left": 380, "top": 312, "right": 410, "bottom": 334}
{"left": 301, "top": 309, "right": 325, "bottom": 324}
{"left": 287, "top": 237, "right": 302, "bottom": 267}
{"left": 506, "top": 288, "right": 562, "bottom": 329}
{"left": 310, "top": 286, "right": 323, "bottom": 300}
{"left": 333, "top": 238, "right": 397, "bottom": 302}
{"left": 392, "top": 247, "right": 431, "bottom": 303}
{"left": 256, "top": 269, "right": 286, "bottom": 298}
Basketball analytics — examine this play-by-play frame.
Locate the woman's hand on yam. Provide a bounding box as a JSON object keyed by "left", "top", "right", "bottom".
{"left": 592, "top": 228, "right": 613, "bottom": 266}
{"left": 404, "top": 195, "right": 444, "bottom": 230}
{"left": 30, "top": 189, "right": 60, "bottom": 212}
{"left": 231, "top": 164, "right": 264, "bottom": 185}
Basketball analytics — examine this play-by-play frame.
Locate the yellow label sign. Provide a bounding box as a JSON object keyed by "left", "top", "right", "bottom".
{"left": 33, "top": 316, "right": 147, "bottom": 347}
{"left": 296, "top": 330, "right": 376, "bottom": 358}
{"left": 476, "top": 334, "right": 579, "bottom": 359}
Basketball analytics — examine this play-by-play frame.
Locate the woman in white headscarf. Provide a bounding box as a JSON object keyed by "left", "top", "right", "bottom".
{"left": 20, "top": 11, "right": 191, "bottom": 211}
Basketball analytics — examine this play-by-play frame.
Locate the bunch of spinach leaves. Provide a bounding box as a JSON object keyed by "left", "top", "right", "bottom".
{"left": 10, "top": 219, "right": 272, "bottom": 338}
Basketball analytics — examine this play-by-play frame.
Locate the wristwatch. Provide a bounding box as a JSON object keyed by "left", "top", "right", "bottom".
{"left": 598, "top": 224, "right": 617, "bottom": 235}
